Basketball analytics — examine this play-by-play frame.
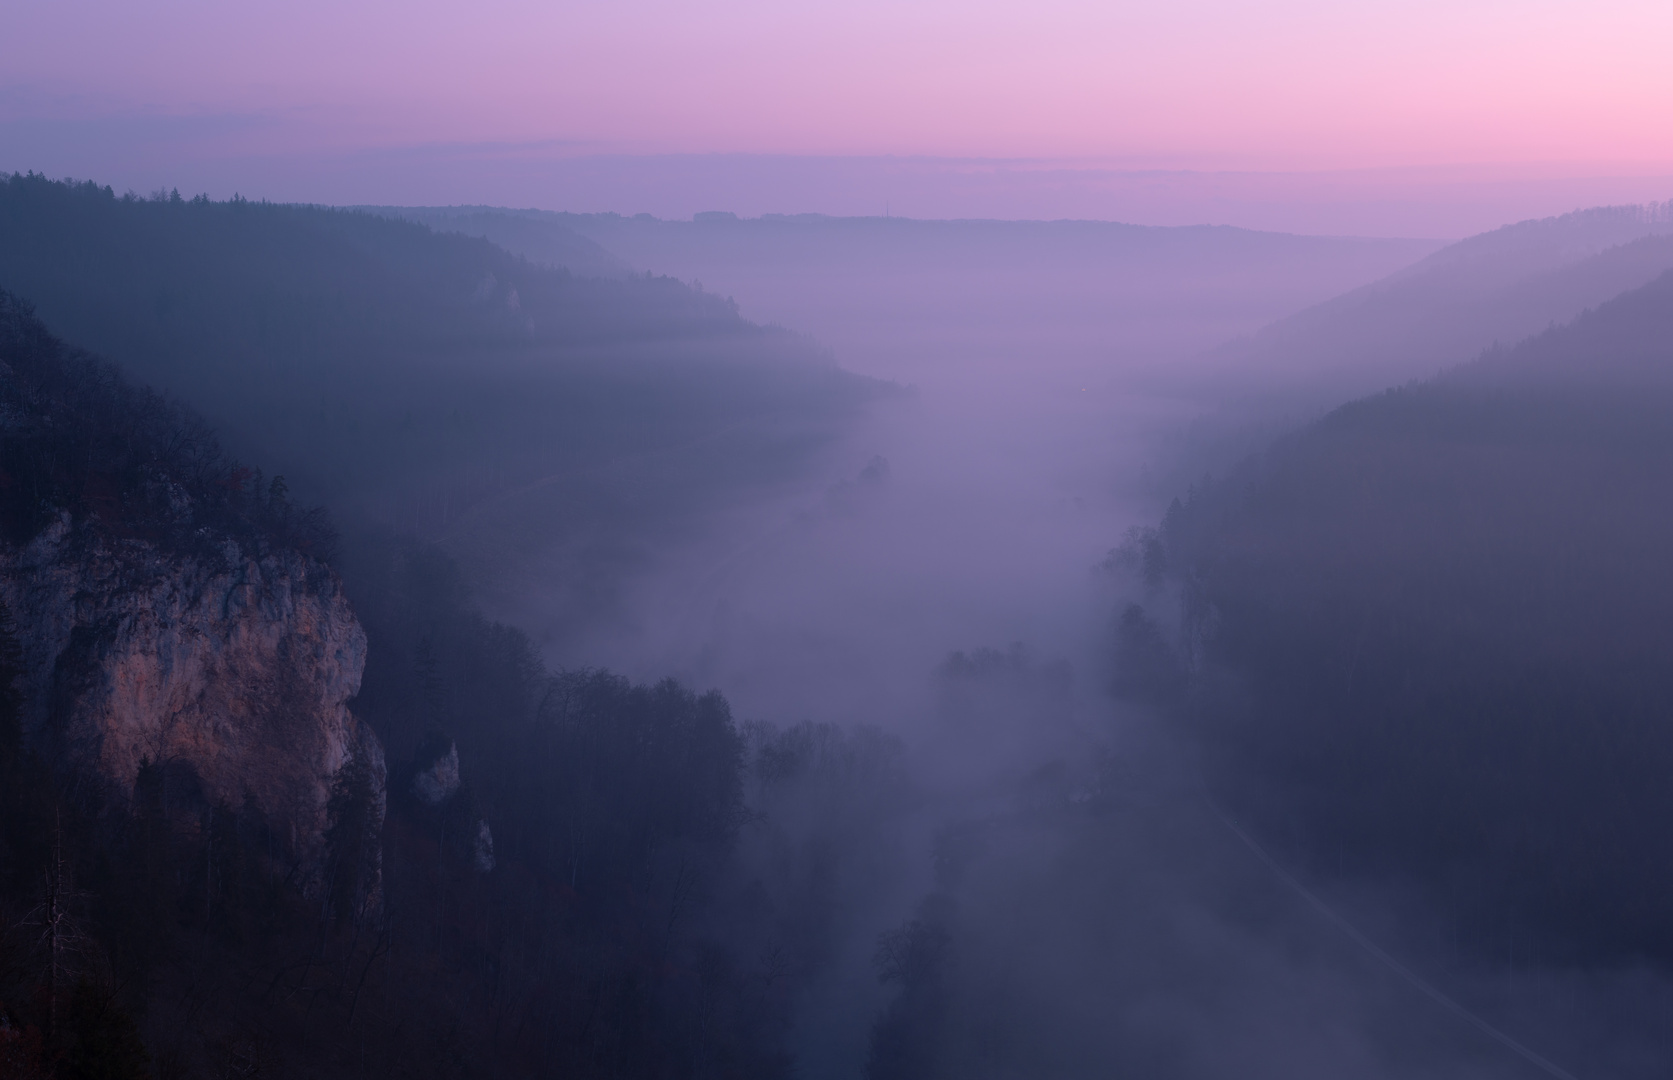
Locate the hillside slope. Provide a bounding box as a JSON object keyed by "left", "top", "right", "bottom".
{"left": 372, "top": 208, "right": 1442, "bottom": 388}
{"left": 1138, "top": 267, "right": 1673, "bottom": 966}
{"left": 360, "top": 204, "right": 631, "bottom": 277}
{"left": 0, "top": 289, "right": 379, "bottom": 886}
{"left": 1204, "top": 203, "right": 1673, "bottom": 406}
{"left": 0, "top": 294, "right": 839, "bottom": 1080}
{"left": 0, "top": 174, "right": 887, "bottom": 641}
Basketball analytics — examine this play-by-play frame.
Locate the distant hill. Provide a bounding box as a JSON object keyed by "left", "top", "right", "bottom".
{"left": 377, "top": 209, "right": 1442, "bottom": 387}
{"left": 1205, "top": 202, "right": 1673, "bottom": 406}
{"left": 1138, "top": 267, "right": 1673, "bottom": 966}
{"left": 358, "top": 204, "right": 632, "bottom": 277}
{"left": 0, "top": 174, "right": 888, "bottom": 640}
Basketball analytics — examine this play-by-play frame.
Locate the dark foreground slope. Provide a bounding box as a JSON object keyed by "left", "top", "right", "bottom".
{"left": 0, "top": 174, "right": 887, "bottom": 641}
{"left": 1137, "top": 267, "right": 1673, "bottom": 966}
{"left": 0, "top": 296, "right": 895, "bottom": 1079}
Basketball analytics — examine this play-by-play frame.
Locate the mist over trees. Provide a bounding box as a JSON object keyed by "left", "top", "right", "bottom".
{"left": 1127, "top": 268, "right": 1673, "bottom": 970}
{"left": 8, "top": 167, "right": 1673, "bottom": 1079}
{"left": 0, "top": 179, "right": 893, "bottom": 1076}
{"left": 0, "top": 294, "right": 912, "bottom": 1077}
{"left": 0, "top": 173, "right": 889, "bottom": 644}
{"left": 380, "top": 206, "right": 1443, "bottom": 391}
{"left": 813, "top": 218, "right": 1673, "bottom": 1080}
{"left": 360, "top": 206, "right": 632, "bottom": 278}
{"left": 1200, "top": 203, "right": 1673, "bottom": 409}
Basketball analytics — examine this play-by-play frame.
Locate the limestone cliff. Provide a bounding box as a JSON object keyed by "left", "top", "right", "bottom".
{"left": 2, "top": 512, "right": 383, "bottom": 881}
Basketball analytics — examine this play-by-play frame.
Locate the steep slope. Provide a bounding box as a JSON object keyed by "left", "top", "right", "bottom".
{"left": 1138, "top": 268, "right": 1673, "bottom": 965}
{"left": 0, "top": 174, "right": 887, "bottom": 643}
{"left": 0, "top": 293, "right": 815, "bottom": 1079}
{"left": 1204, "top": 202, "right": 1673, "bottom": 405}
{"left": 0, "top": 291, "right": 380, "bottom": 886}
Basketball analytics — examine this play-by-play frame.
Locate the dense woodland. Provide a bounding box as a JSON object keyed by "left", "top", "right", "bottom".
{"left": 0, "top": 186, "right": 928, "bottom": 1077}
{"left": 0, "top": 293, "right": 928, "bottom": 1077}
{"left": 1120, "top": 268, "right": 1673, "bottom": 967}
{"left": 13, "top": 172, "right": 1673, "bottom": 1076}
{"left": 0, "top": 291, "right": 331, "bottom": 558}
{"left": 0, "top": 174, "right": 889, "bottom": 644}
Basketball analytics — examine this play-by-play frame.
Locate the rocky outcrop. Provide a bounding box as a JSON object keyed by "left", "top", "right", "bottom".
{"left": 2, "top": 513, "right": 383, "bottom": 882}
{"left": 473, "top": 820, "right": 496, "bottom": 873}
{"left": 407, "top": 740, "right": 495, "bottom": 874}
{"left": 411, "top": 741, "right": 461, "bottom": 806}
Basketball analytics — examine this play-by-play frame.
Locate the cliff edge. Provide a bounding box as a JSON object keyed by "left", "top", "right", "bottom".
{"left": 0, "top": 290, "right": 384, "bottom": 887}
{"left": 3, "top": 516, "right": 381, "bottom": 876}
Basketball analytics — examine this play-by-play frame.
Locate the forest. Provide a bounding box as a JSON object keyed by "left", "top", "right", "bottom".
{"left": 1124, "top": 268, "right": 1673, "bottom": 967}
{"left": 13, "top": 0, "right": 1673, "bottom": 1069}
{"left": 0, "top": 289, "right": 919, "bottom": 1077}
{"left": 0, "top": 180, "right": 910, "bottom": 1078}
{"left": 9, "top": 172, "right": 1673, "bottom": 1078}
{"left": 0, "top": 174, "right": 889, "bottom": 647}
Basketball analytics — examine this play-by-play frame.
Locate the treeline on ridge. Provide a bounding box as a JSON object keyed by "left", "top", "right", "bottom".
{"left": 0, "top": 291, "right": 330, "bottom": 558}
{"left": 0, "top": 173, "right": 887, "bottom": 561}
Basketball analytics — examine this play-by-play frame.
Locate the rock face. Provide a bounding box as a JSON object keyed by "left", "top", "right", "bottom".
{"left": 411, "top": 742, "right": 461, "bottom": 806}
{"left": 2, "top": 514, "right": 383, "bottom": 882}
{"left": 473, "top": 820, "right": 496, "bottom": 873}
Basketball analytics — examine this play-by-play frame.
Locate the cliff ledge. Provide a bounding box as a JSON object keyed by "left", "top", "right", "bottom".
{"left": 3, "top": 513, "right": 383, "bottom": 879}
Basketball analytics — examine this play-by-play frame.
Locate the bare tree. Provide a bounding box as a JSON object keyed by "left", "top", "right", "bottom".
{"left": 17, "top": 810, "right": 97, "bottom": 1045}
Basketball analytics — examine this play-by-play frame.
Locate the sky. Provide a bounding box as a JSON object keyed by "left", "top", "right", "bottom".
{"left": 5, "top": 0, "right": 1673, "bottom": 235}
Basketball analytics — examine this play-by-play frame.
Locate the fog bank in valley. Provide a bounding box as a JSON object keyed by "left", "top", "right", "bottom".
{"left": 432, "top": 205, "right": 1673, "bottom": 1077}
{"left": 7, "top": 178, "right": 1673, "bottom": 1078}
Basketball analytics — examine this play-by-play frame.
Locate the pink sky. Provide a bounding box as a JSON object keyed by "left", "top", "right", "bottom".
{"left": 4, "top": 0, "right": 1672, "bottom": 232}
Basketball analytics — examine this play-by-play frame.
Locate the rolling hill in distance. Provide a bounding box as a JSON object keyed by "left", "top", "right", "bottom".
{"left": 364, "top": 205, "right": 1444, "bottom": 388}
{"left": 1203, "top": 202, "right": 1673, "bottom": 404}
{"left": 0, "top": 174, "right": 890, "bottom": 645}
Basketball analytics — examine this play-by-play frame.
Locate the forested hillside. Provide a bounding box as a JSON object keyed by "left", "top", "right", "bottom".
{"left": 0, "top": 178, "right": 909, "bottom": 1077}
{"left": 0, "top": 294, "right": 913, "bottom": 1078}
{"left": 363, "top": 206, "right": 1440, "bottom": 389}
{"left": 0, "top": 174, "right": 888, "bottom": 642}
{"left": 1128, "top": 267, "right": 1673, "bottom": 966}
{"left": 1203, "top": 203, "right": 1673, "bottom": 408}
{"left": 360, "top": 205, "right": 631, "bottom": 277}
{"left": 20, "top": 170, "right": 1673, "bottom": 1076}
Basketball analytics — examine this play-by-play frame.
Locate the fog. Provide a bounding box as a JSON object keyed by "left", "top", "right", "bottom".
{"left": 527, "top": 218, "right": 1403, "bottom": 701}
{"left": 7, "top": 178, "right": 1673, "bottom": 1078}
{"left": 410, "top": 212, "right": 1420, "bottom": 727}
{"left": 415, "top": 207, "right": 1673, "bottom": 1077}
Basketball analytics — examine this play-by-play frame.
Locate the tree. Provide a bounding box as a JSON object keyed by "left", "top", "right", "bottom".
{"left": 323, "top": 752, "right": 383, "bottom": 928}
